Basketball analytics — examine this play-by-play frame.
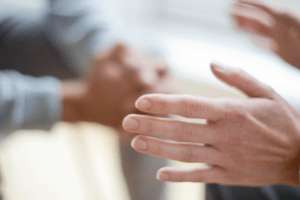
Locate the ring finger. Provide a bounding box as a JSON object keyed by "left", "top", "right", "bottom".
{"left": 131, "top": 135, "right": 221, "bottom": 165}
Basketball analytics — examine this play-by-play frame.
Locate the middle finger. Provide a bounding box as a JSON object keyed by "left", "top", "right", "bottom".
{"left": 123, "top": 114, "right": 216, "bottom": 144}
{"left": 131, "top": 135, "right": 220, "bottom": 164}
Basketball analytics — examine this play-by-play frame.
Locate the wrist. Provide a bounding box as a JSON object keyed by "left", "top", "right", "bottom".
{"left": 61, "top": 81, "right": 88, "bottom": 122}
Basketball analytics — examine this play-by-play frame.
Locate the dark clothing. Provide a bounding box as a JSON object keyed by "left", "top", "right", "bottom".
{"left": 0, "top": 18, "right": 77, "bottom": 79}
{"left": 206, "top": 184, "right": 300, "bottom": 200}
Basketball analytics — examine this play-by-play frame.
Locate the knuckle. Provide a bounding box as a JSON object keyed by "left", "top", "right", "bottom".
{"left": 230, "top": 152, "right": 245, "bottom": 163}
{"left": 181, "top": 124, "right": 193, "bottom": 141}
{"left": 157, "top": 99, "right": 167, "bottom": 112}
{"left": 194, "top": 175, "right": 205, "bottom": 183}
{"left": 220, "top": 134, "right": 243, "bottom": 147}
{"left": 232, "top": 108, "right": 248, "bottom": 121}
{"left": 226, "top": 172, "right": 242, "bottom": 183}
{"left": 153, "top": 144, "right": 165, "bottom": 156}
{"left": 145, "top": 120, "right": 154, "bottom": 135}
{"left": 224, "top": 103, "right": 248, "bottom": 121}
{"left": 182, "top": 97, "right": 203, "bottom": 117}
{"left": 172, "top": 123, "right": 193, "bottom": 141}
{"left": 229, "top": 67, "right": 244, "bottom": 79}
{"left": 176, "top": 176, "right": 186, "bottom": 182}
{"left": 281, "top": 12, "right": 293, "bottom": 21}
{"left": 183, "top": 147, "right": 198, "bottom": 163}
{"left": 263, "top": 85, "right": 276, "bottom": 96}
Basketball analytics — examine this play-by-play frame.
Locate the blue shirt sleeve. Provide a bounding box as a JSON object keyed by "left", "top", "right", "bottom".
{"left": 0, "top": 70, "right": 61, "bottom": 132}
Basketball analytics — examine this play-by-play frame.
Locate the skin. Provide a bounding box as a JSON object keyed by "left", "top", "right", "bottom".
{"left": 61, "top": 43, "right": 174, "bottom": 137}
{"left": 231, "top": 0, "right": 300, "bottom": 69}
{"left": 123, "top": 62, "right": 300, "bottom": 186}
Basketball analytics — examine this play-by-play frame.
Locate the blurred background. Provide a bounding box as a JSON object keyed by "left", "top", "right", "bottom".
{"left": 1, "top": 0, "right": 300, "bottom": 200}
{"left": 2, "top": 0, "right": 300, "bottom": 106}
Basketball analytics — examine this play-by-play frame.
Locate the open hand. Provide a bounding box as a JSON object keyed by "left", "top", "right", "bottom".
{"left": 123, "top": 62, "right": 300, "bottom": 186}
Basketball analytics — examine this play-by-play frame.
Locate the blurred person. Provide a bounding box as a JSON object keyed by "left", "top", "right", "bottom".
{"left": 0, "top": 0, "right": 173, "bottom": 199}
{"left": 122, "top": 0, "right": 300, "bottom": 199}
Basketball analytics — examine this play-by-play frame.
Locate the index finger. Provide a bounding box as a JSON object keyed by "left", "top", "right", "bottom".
{"left": 135, "top": 94, "right": 226, "bottom": 121}
{"left": 237, "top": 0, "right": 278, "bottom": 19}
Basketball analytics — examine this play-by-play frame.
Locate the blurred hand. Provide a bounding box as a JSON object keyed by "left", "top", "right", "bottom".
{"left": 123, "top": 62, "right": 300, "bottom": 186}
{"left": 62, "top": 43, "right": 174, "bottom": 131}
{"left": 231, "top": 0, "right": 300, "bottom": 69}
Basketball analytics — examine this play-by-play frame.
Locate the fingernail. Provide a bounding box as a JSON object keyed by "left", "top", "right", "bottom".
{"left": 157, "top": 172, "right": 170, "bottom": 181}
{"left": 211, "top": 62, "right": 226, "bottom": 72}
{"left": 135, "top": 98, "right": 152, "bottom": 110}
{"left": 131, "top": 138, "right": 147, "bottom": 150}
{"left": 124, "top": 118, "right": 139, "bottom": 130}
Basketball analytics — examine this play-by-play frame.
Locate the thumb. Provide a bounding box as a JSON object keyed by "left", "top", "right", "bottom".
{"left": 95, "top": 43, "right": 128, "bottom": 61}
{"left": 211, "top": 62, "right": 276, "bottom": 99}
{"left": 109, "top": 43, "right": 128, "bottom": 58}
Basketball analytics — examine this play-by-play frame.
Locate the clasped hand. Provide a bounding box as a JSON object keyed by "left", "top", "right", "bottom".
{"left": 63, "top": 43, "right": 173, "bottom": 132}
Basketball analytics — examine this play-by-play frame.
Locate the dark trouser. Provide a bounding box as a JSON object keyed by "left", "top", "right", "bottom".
{"left": 206, "top": 184, "right": 300, "bottom": 200}
{"left": 120, "top": 141, "right": 167, "bottom": 200}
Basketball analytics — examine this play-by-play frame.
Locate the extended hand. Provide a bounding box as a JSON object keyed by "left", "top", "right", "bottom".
{"left": 123, "top": 63, "right": 300, "bottom": 186}
{"left": 231, "top": 0, "right": 300, "bottom": 69}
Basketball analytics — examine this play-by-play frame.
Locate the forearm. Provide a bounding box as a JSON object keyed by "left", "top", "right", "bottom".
{"left": 0, "top": 71, "right": 61, "bottom": 132}
{"left": 0, "top": 72, "right": 92, "bottom": 132}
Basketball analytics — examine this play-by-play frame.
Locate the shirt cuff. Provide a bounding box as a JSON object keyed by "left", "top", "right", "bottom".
{"left": 22, "top": 76, "right": 62, "bottom": 130}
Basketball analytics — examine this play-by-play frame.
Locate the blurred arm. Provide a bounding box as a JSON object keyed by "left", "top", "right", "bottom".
{"left": 0, "top": 70, "right": 61, "bottom": 132}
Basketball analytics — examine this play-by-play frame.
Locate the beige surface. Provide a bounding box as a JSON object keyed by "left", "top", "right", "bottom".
{"left": 0, "top": 77, "right": 244, "bottom": 200}
{"left": 0, "top": 123, "right": 130, "bottom": 200}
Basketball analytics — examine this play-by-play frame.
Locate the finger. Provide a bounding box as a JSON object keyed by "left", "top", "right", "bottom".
{"left": 137, "top": 69, "right": 157, "bottom": 89}
{"left": 123, "top": 63, "right": 155, "bottom": 90}
{"left": 131, "top": 135, "right": 220, "bottom": 164}
{"left": 156, "top": 166, "right": 223, "bottom": 183}
{"left": 123, "top": 114, "right": 216, "bottom": 144}
{"left": 95, "top": 42, "right": 127, "bottom": 62}
{"left": 233, "top": 16, "right": 271, "bottom": 36}
{"left": 135, "top": 94, "right": 226, "bottom": 121}
{"left": 99, "top": 61, "right": 124, "bottom": 81}
{"left": 155, "top": 59, "right": 169, "bottom": 78}
{"left": 136, "top": 58, "right": 170, "bottom": 89}
{"left": 279, "top": 13, "right": 300, "bottom": 34}
{"left": 237, "top": 0, "right": 278, "bottom": 19}
{"left": 231, "top": 4, "right": 273, "bottom": 37}
{"left": 110, "top": 43, "right": 128, "bottom": 59}
{"left": 211, "top": 62, "right": 277, "bottom": 99}
{"left": 146, "top": 75, "right": 177, "bottom": 95}
{"left": 251, "top": 37, "right": 278, "bottom": 53}
{"left": 122, "top": 54, "right": 159, "bottom": 90}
